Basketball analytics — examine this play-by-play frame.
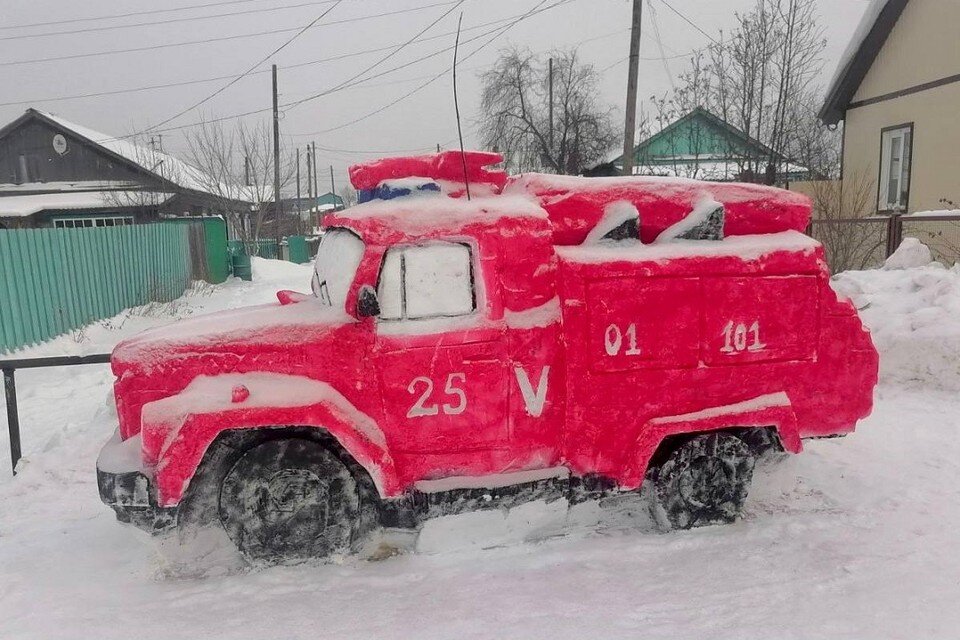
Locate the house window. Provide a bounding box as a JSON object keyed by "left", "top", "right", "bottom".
{"left": 377, "top": 242, "right": 476, "bottom": 321}
{"left": 54, "top": 216, "right": 134, "bottom": 229}
{"left": 879, "top": 124, "right": 913, "bottom": 212}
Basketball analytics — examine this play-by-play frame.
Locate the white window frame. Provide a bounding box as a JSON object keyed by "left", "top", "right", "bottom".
{"left": 53, "top": 216, "right": 134, "bottom": 229}
{"left": 376, "top": 241, "right": 477, "bottom": 322}
{"left": 878, "top": 123, "right": 913, "bottom": 212}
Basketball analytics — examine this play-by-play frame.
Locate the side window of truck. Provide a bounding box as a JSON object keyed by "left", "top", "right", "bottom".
{"left": 377, "top": 242, "right": 477, "bottom": 320}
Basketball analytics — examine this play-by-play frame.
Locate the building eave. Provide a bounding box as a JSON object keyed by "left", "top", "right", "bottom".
{"left": 819, "top": 0, "right": 910, "bottom": 125}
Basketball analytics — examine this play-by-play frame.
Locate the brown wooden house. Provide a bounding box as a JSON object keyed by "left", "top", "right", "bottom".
{"left": 0, "top": 108, "right": 249, "bottom": 230}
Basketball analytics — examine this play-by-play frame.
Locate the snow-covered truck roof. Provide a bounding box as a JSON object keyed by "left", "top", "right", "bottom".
{"left": 505, "top": 173, "right": 812, "bottom": 245}
{"left": 343, "top": 151, "right": 812, "bottom": 249}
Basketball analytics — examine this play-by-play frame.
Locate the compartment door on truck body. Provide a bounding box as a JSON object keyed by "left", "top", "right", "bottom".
{"left": 374, "top": 240, "right": 509, "bottom": 454}
{"left": 700, "top": 275, "right": 819, "bottom": 365}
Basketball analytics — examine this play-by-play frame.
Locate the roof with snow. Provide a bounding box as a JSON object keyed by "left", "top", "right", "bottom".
{"left": 0, "top": 109, "right": 250, "bottom": 203}
{"left": 0, "top": 191, "right": 174, "bottom": 218}
{"left": 819, "top": 0, "right": 910, "bottom": 125}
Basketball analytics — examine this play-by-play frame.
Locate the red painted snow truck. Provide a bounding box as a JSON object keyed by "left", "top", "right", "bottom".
{"left": 97, "top": 151, "right": 878, "bottom": 562}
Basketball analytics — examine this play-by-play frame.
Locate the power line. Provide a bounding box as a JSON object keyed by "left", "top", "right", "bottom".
{"left": 657, "top": 0, "right": 720, "bottom": 44}
{"left": 145, "top": 0, "right": 345, "bottom": 132}
{"left": 284, "top": 0, "right": 467, "bottom": 109}
{"left": 0, "top": 1, "right": 460, "bottom": 68}
{"left": 288, "top": 21, "right": 626, "bottom": 133}
{"left": 0, "top": 0, "right": 351, "bottom": 42}
{"left": 88, "top": 0, "right": 570, "bottom": 142}
{"left": 647, "top": 0, "right": 675, "bottom": 90}
{"left": 282, "top": 0, "right": 570, "bottom": 117}
{"left": 313, "top": 0, "right": 565, "bottom": 135}
{"left": 0, "top": 0, "right": 269, "bottom": 31}
{"left": 0, "top": 12, "right": 524, "bottom": 108}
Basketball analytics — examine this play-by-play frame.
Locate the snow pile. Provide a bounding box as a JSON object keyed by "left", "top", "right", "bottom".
{"left": 834, "top": 262, "right": 960, "bottom": 389}
{"left": 882, "top": 237, "right": 934, "bottom": 270}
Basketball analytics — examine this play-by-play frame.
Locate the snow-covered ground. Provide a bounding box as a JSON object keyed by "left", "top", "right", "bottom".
{"left": 2, "top": 256, "right": 960, "bottom": 639}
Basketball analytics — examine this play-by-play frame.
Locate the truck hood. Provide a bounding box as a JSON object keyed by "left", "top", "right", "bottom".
{"left": 111, "top": 298, "right": 355, "bottom": 375}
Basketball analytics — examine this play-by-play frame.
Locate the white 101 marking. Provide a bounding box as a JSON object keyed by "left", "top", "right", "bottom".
{"left": 721, "top": 320, "right": 765, "bottom": 353}
{"left": 407, "top": 373, "right": 467, "bottom": 418}
{"left": 604, "top": 322, "right": 642, "bottom": 357}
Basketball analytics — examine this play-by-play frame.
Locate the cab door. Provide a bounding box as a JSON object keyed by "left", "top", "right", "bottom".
{"left": 374, "top": 241, "right": 509, "bottom": 454}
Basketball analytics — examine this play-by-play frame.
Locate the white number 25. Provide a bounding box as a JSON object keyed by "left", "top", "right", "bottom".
{"left": 407, "top": 373, "right": 467, "bottom": 418}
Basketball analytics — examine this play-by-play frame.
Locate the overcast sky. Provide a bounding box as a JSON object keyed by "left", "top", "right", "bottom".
{"left": 0, "top": 0, "right": 868, "bottom": 189}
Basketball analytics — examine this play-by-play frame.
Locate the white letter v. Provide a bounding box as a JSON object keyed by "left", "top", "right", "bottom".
{"left": 514, "top": 366, "right": 550, "bottom": 417}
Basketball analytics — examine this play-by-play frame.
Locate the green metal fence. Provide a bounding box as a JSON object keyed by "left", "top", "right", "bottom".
{"left": 0, "top": 224, "right": 192, "bottom": 354}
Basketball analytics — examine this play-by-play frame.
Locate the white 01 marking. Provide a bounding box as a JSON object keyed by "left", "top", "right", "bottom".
{"left": 514, "top": 366, "right": 550, "bottom": 417}
{"left": 407, "top": 373, "right": 467, "bottom": 418}
{"left": 721, "top": 320, "right": 765, "bottom": 353}
{"left": 604, "top": 323, "right": 642, "bottom": 357}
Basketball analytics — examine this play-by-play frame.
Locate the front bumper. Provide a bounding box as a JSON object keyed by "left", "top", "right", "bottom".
{"left": 96, "top": 430, "right": 176, "bottom": 533}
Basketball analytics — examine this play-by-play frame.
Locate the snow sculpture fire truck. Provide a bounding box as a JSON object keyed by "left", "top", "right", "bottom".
{"left": 97, "top": 150, "right": 878, "bottom": 562}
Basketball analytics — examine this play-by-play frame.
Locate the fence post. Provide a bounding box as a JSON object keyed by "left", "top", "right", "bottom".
{"left": 885, "top": 213, "right": 903, "bottom": 258}
{"left": 3, "top": 368, "right": 20, "bottom": 475}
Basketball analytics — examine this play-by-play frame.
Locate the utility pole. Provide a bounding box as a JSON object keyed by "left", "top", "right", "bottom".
{"left": 271, "top": 64, "right": 282, "bottom": 248}
{"left": 296, "top": 149, "right": 302, "bottom": 234}
{"left": 548, "top": 57, "right": 554, "bottom": 165}
{"left": 437, "top": 143, "right": 441, "bottom": 153}
{"left": 329, "top": 165, "right": 335, "bottom": 194}
{"left": 311, "top": 142, "right": 319, "bottom": 197}
{"left": 306, "top": 146, "right": 314, "bottom": 204}
{"left": 621, "top": 0, "right": 642, "bottom": 176}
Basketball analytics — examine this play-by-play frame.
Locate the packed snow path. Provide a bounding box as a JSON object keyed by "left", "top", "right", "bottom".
{"left": 2, "top": 259, "right": 959, "bottom": 639}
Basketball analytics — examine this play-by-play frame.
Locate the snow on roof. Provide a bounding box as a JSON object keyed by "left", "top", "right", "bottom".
{"left": 36, "top": 111, "right": 250, "bottom": 202}
{"left": 0, "top": 191, "right": 173, "bottom": 218}
{"left": 826, "top": 0, "right": 890, "bottom": 97}
{"left": 630, "top": 160, "right": 810, "bottom": 181}
{"left": 0, "top": 180, "right": 138, "bottom": 193}
{"left": 507, "top": 173, "right": 809, "bottom": 207}
{"left": 820, "top": 0, "right": 909, "bottom": 123}
{"left": 556, "top": 230, "right": 820, "bottom": 265}
{"left": 330, "top": 194, "right": 547, "bottom": 236}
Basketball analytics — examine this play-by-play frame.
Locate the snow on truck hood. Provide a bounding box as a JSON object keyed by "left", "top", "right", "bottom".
{"left": 112, "top": 298, "right": 353, "bottom": 371}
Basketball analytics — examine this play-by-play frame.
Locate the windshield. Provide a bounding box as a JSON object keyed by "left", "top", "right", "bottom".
{"left": 311, "top": 228, "right": 365, "bottom": 308}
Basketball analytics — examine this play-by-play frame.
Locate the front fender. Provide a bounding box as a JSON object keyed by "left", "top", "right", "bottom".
{"left": 139, "top": 373, "right": 398, "bottom": 507}
{"left": 621, "top": 391, "right": 803, "bottom": 488}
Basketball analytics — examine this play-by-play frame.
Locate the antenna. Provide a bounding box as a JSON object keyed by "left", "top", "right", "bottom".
{"left": 452, "top": 12, "right": 470, "bottom": 201}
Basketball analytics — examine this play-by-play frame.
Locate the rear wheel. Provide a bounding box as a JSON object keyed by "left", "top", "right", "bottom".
{"left": 649, "top": 432, "right": 756, "bottom": 530}
{"left": 218, "top": 438, "right": 360, "bottom": 563}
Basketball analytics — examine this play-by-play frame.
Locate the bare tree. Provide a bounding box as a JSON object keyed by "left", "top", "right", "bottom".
{"left": 183, "top": 118, "right": 249, "bottom": 239}
{"left": 338, "top": 184, "right": 358, "bottom": 208}
{"left": 185, "top": 118, "right": 297, "bottom": 247}
{"left": 809, "top": 173, "right": 884, "bottom": 272}
{"left": 660, "top": 0, "right": 828, "bottom": 183}
{"left": 104, "top": 133, "right": 186, "bottom": 218}
{"left": 478, "top": 47, "right": 618, "bottom": 175}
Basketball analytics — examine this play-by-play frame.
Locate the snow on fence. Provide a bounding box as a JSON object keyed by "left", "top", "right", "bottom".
{"left": 0, "top": 224, "right": 194, "bottom": 353}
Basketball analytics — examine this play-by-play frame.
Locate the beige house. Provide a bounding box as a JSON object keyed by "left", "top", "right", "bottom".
{"left": 820, "top": 0, "right": 960, "bottom": 214}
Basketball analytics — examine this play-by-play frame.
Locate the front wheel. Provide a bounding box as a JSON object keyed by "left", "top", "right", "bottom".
{"left": 649, "top": 432, "right": 756, "bottom": 530}
{"left": 218, "top": 438, "right": 360, "bottom": 563}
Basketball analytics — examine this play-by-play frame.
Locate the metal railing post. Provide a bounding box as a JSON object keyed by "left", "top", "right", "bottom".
{"left": 3, "top": 368, "right": 20, "bottom": 475}
{"left": 0, "top": 353, "right": 112, "bottom": 477}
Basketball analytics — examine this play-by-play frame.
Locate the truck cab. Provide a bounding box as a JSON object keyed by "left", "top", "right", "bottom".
{"left": 97, "top": 151, "right": 878, "bottom": 563}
